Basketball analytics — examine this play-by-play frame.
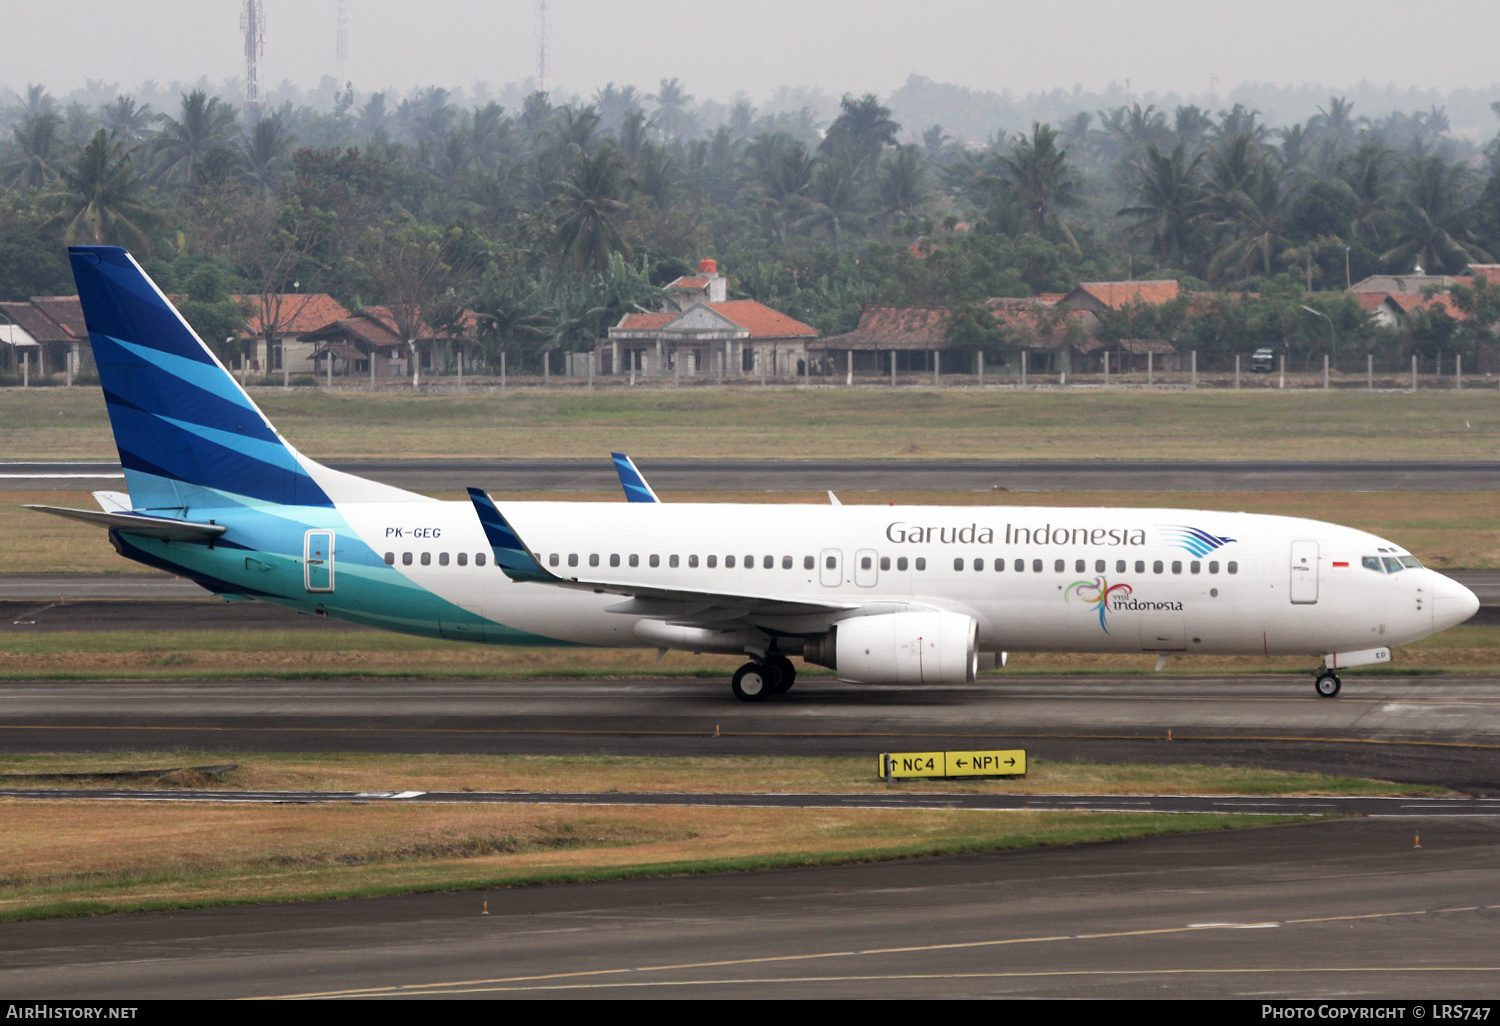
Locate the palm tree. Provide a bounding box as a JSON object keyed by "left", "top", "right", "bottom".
{"left": 551, "top": 145, "right": 632, "bottom": 272}
{"left": 821, "top": 94, "right": 901, "bottom": 178}
{"left": 1333, "top": 140, "right": 1394, "bottom": 246}
{"left": 649, "top": 78, "right": 694, "bottom": 139}
{"left": 45, "top": 129, "right": 162, "bottom": 249}
{"left": 633, "top": 141, "right": 684, "bottom": 209}
{"left": 877, "top": 144, "right": 930, "bottom": 221}
{"left": 1118, "top": 143, "right": 1204, "bottom": 269}
{"left": 1201, "top": 138, "right": 1292, "bottom": 280}
{"left": 239, "top": 107, "right": 297, "bottom": 196}
{"left": 100, "top": 97, "right": 154, "bottom": 144}
{"left": 152, "top": 90, "right": 238, "bottom": 188}
{"left": 793, "top": 158, "right": 865, "bottom": 248}
{"left": 2, "top": 111, "right": 63, "bottom": 188}
{"left": 994, "top": 122, "right": 1084, "bottom": 250}
{"left": 1380, "top": 155, "right": 1491, "bottom": 273}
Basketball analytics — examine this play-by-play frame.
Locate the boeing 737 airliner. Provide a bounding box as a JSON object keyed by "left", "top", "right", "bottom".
{"left": 29, "top": 246, "right": 1480, "bottom": 701}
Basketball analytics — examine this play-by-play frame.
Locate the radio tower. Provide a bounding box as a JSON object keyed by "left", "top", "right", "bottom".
{"left": 336, "top": 0, "right": 349, "bottom": 84}
{"left": 535, "top": 0, "right": 549, "bottom": 95}
{"left": 241, "top": 0, "right": 265, "bottom": 119}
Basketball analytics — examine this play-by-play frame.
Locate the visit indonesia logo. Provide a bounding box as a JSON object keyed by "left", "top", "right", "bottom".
{"left": 1065, "top": 577, "right": 1133, "bottom": 634}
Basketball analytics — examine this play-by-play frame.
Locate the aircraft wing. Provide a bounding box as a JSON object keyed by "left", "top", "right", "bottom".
{"left": 611, "top": 452, "right": 660, "bottom": 503}
{"left": 24, "top": 505, "right": 228, "bottom": 542}
{"left": 466, "top": 487, "right": 861, "bottom": 627}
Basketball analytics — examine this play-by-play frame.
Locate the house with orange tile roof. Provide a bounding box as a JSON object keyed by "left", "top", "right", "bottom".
{"left": 809, "top": 306, "right": 951, "bottom": 376}
{"left": 298, "top": 304, "right": 478, "bottom": 381}
{"left": 229, "top": 293, "right": 350, "bottom": 377}
{"left": 600, "top": 259, "right": 819, "bottom": 378}
{"left": 0, "top": 295, "right": 90, "bottom": 380}
{"left": 1058, "top": 280, "right": 1182, "bottom": 335}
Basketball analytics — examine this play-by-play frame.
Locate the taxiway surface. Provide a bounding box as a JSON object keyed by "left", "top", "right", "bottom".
{"left": 4, "top": 817, "right": 1498, "bottom": 998}
{"left": 5, "top": 676, "right": 1500, "bottom": 791}
{"left": 8, "top": 458, "right": 1500, "bottom": 492}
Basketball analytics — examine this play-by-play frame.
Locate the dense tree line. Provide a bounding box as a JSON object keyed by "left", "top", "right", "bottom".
{"left": 3, "top": 78, "right": 1500, "bottom": 373}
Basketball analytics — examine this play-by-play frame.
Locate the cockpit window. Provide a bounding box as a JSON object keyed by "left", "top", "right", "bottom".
{"left": 1399, "top": 556, "right": 1422, "bottom": 568}
{"left": 1362, "top": 556, "right": 1383, "bottom": 573}
{"left": 1382, "top": 557, "right": 1404, "bottom": 574}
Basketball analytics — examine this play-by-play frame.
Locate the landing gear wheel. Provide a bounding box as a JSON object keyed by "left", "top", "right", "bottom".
{"left": 732, "top": 662, "right": 778, "bottom": 702}
{"left": 1315, "top": 671, "right": 1342, "bottom": 698}
{"left": 767, "top": 655, "right": 797, "bottom": 694}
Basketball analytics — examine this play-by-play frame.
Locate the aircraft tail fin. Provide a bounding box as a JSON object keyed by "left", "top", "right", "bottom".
{"left": 69, "top": 246, "right": 421, "bottom": 510}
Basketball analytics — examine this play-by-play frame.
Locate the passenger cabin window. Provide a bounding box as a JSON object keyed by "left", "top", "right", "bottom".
{"left": 610, "top": 554, "right": 620, "bottom": 567}
{"left": 803, "top": 556, "right": 814, "bottom": 570}
{"left": 865, "top": 557, "right": 876, "bottom": 570}
{"left": 1116, "top": 560, "right": 1126, "bottom": 573}
{"left": 589, "top": 554, "right": 600, "bottom": 567}
{"left": 670, "top": 555, "right": 679, "bottom": 568}
{"left": 916, "top": 558, "right": 927, "bottom": 571}
{"left": 1032, "top": 559, "right": 1042, "bottom": 573}
{"left": 1014, "top": 559, "right": 1024, "bottom": 572}
{"left": 1135, "top": 561, "right": 1145, "bottom": 573}
{"left": 763, "top": 555, "right": 774, "bottom": 569}
{"left": 1208, "top": 561, "right": 1218, "bottom": 574}
{"left": 688, "top": 555, "right": 698, "bottom": 568}
{"left": 384, "top": 552, "right": 395, "bottom": 565}
{"left": 1190, "top": 560, "right": 1200, "bottom": 574}
{"left": 954, "top": 558, "right": 964, "bottom": 571}
{"left": 1227, "top": 561, "right": 1238, "bottom": 574}
{"left": 1153, "top": 561, "right": 1163, "bottom": 574}
{"left": 898, "top": 557, "right": 909, "bottom": 571}
{"left": 457, "top": 552, "right": 467, "bottom": 566}
{"left": 476, "top": 553, "right": 486, "bottom": 566}
{"left": 439, "top": 552, "right": 450, "bottom": 566}
{"left": 973, "top": 558, "right": 983, "bottom": 571}
{"left": 707, "top": 555, "right": 717, "bottom": 568}
{"left": 649, "top": 555, "right": 659, "bottom": 568}
{"left": 726, "top": 556, "right": 736, "bottom": 568}
{"left": 994, "top": 559, "right": 1005, "bottom": 572}
{"left": 881, "top": 557, "right": 891, "bottom": 571}
{"left": 783, "top": 556, "right": 793, "bottom": 569}
{"left": 568, "top": 554, "right": 578, "bottom": 568}
{"left": 421, "top": 552, "right": 432, "bottom": 566}
{"left": 1096, "top": 560, "right": 1105, "bottom": 573}
{"left": 1171, "top": 561, "right": 1182, "bottom": 574}
{"left": 629, "top": 554, "right": 639, "bottom": 568}
{"left": 402, "top": 552, "right": 413, "bottom": 566}
{"left": 1054, "top": 559, "right": 1065, "bottom": 573}
{"left": 1076, "top": 559, "right": 1086, "bottom": 573}
{"left": 824, "top": 556, "right": 835, "bottom": 570}
{"left": 548, "top": 554, "right": 559, "bottom": 567}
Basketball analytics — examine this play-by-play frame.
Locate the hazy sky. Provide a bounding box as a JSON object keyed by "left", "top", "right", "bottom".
{"left": 8, "top": 0, "right": 1498, "bottom": 102}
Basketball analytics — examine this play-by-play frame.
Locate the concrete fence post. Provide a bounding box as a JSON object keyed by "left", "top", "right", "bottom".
{"left": 1367, "top": 353, "right": 1373, "bottom": 390}
{"left": 501, "top": 350, "right": 506, "bottom": 389}
{"left": 1147, "top": 351, "right": 1153, "bottom": 386}
{"left": 1278, "top": 354, "right": 1285, "bottom": 390}
{"left": 1457, "top": 354, "right": 1462, "bottom": 390}
{"left": 1411, "top": 353, "right": 1417, "bottom": 391}
{"left": 22, "top": 351, "right": 28, "bottom": 387}
{"left": 1323, "top": 353, "right": 1330, "bottom": 390}
{"left": 933, "top": 351, "right": 940, "bottom": 387}
{"left": 1103, "top": 352, "right": 1110, "bottom": 387}
{"left": 891, "top": 352, "right": 896, "bottom": 388}
{"left": 846, "top": 350, "right": 853, "bottom": 387}
{"left": 1021, "top": 353, "right": 1027, "bottom": 388}
{"left": 1191, "top": 350, "right": 1197, "bottom": 388}
{"left": 586, "top": 351, "right": 593, "bottom": 392}
{"left": 976, "top": 349, "right": 983, "bottom": 386}
{"left": 1234, "top": 353, "right": 1240, "bottom": 389}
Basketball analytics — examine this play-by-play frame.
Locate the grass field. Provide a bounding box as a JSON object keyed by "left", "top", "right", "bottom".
{"left": 0, "top": 799, "right": 1298, "bottom": 923}
{"left": 2, "top": 622, "right": 1497, "bottom": 679}
{"left": 7, "top": 386, "right": 1500, "bottom": 460}
{"left": 9, "top": 486, "right": 1500, "bottom": 575}
{"left": 0, "top": 751, "right": 1446, "bottom": 797}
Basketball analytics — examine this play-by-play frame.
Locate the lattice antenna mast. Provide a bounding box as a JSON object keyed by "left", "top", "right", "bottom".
{"left": 535, "top": 0, "right": 549, "bottom": 95}
{"left": 336, "top": 0, "right": 349, "bottom": 84}
{"left": 241, "top": 0, "right": 265, "bottom": 119}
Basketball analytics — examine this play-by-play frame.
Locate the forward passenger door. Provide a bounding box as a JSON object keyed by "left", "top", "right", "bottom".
{"left": 1290, "top": 541, "right": 1319, "bottom": 604}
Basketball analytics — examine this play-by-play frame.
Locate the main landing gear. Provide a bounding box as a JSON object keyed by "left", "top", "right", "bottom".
{"left": 1314, "top": 670, "right": 1341, "bottom": 698}
{"left": 731, "top": 655, "right": 798, "bottom": 702}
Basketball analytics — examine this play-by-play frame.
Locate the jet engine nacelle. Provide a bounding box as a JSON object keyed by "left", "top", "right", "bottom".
{"left": 807, "top": 610, "right": 977, "bottom": 685}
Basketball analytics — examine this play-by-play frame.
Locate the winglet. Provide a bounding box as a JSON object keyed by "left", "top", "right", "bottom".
{"left": 611, "top": 452, "right": 660, "bottom": 503}
{"left": 466, "top": 487, "right": 557, "bottom": 583}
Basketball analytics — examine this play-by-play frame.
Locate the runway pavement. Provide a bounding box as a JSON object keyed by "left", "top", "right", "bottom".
{"left": 6, "top": 676, "right": 1500, "bottom": 791}
{"left": 4, "top": 816, "right": 1499, "bottom": 998}
{"left": 5, "top": 787, "right": 1500, "bottom": 817}
{"left": 9, "top": 457, "right": 1500, "bottom": 491}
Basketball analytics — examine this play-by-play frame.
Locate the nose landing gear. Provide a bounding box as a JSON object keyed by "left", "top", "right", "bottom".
{"left": 1314, "top": 670, "right": 1341, "bottom": 698}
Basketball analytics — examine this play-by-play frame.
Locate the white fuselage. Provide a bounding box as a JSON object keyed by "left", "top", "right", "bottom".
{"left": 336, "top": 501, "right": 1474, "bottom": 658}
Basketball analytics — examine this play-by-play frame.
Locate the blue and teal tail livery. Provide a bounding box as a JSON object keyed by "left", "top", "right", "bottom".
{"left": 69, "top": 246, "right": 331, "bottom": 511}
{"left": 611, "top": 452, "right": 660, "bottom": 503}
{"left": 467, "top": 487, "right": 557, "bottom": 583}
{"left": 68, "top": 246, "right": 418, "bottom": 511}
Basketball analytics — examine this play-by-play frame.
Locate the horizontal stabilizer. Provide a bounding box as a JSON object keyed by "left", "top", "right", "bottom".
{"left": 23, "top": 504, "right": 228, "bottom": 541}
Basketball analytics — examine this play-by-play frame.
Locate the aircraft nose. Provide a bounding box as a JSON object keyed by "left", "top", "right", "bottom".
{"left": 1431, "top": 573, "right": 1480, "bottom": 631}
